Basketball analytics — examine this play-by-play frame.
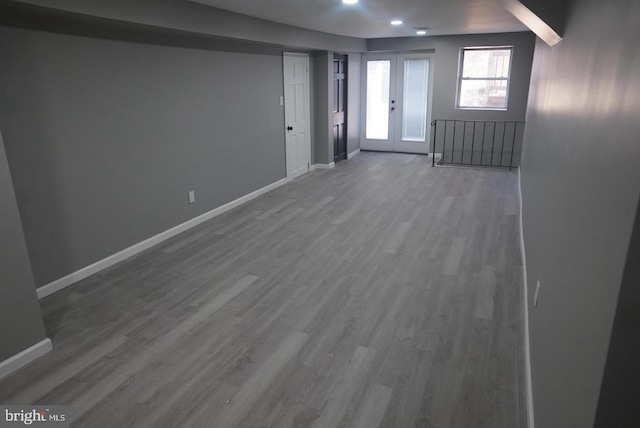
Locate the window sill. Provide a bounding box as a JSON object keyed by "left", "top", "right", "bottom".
{"left": 456, "top": 107, "right": 508, "bottom": 111}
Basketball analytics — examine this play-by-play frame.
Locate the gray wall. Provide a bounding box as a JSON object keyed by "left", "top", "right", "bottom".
{"left": 0, "top": 129, "right": 47, "bottom": 362}
{"left": 367, "top": 32, "right": 535, "bottom": 122}
{"left": 520, "top": 0, "right": 640, "bottom": 426}
{"left": 0, "top": 25, "right": 287, "bottom": 287}
{"left": 313, "top": 51, "right": 332, "bottom": 165}
{"left": 346, "top": 53, "right": 361, "bottom": 155}
{"left": 595, "top": 199, "right": 640, "bottom": 427}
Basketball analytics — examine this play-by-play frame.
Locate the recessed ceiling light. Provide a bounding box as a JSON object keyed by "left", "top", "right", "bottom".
{"left": 342, "top": 0, "right": 358, "bottom": 4}
{"left": 416, "top": 30, "right": 427, "bottom": 35}
{"left": 390, "top": 20, "right": 403, "bottom": 25}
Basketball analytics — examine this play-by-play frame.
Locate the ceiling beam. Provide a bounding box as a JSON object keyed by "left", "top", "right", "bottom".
{"left": 498, "top": 0, "right": 565, "bottom": 46}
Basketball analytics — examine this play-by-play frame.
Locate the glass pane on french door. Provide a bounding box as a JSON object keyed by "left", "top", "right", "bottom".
{"left": 402, "top": 59, "right": 430, "bottom": 142}
{"left": 365, "top": 60, "right": 391, "bottom": 140}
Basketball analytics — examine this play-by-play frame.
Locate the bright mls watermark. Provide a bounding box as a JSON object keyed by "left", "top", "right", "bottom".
{"left": 1, "top": 406, "right": 69, "bottom": 427}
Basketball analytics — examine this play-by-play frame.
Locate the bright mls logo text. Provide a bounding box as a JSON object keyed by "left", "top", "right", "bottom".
{"left": 2, "top": 407, "right": 68, "bottom": 427}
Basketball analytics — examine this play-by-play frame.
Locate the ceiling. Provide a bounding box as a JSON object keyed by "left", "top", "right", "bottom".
{"left": 189, "top": 0, "right": 528, "bottom": 39}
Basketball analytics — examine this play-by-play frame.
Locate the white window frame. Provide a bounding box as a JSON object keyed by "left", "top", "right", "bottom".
{"left": 456, "top": 46, "right": 513, "bottom": 111}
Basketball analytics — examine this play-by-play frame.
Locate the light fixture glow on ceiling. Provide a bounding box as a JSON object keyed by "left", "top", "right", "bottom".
{"left": 390, "top": 20, "right": 403, "bottom": 25}
{"left": 342, "top": 0, "right": 358, "bottom": 4}
{"left": 416, "top": 30, "right": 427, "bottom": 35}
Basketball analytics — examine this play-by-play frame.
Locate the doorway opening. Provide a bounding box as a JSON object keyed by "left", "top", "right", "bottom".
{"left": 333, "top": 53, "right": 348, "bottom": 163}
{"left": 361, "top": 53, "right": 434, "bottom": 154}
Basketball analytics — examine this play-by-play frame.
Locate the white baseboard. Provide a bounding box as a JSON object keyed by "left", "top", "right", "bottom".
{"left": 518, "top": 168, "right": 535, "bottom": 428}
{"left": 309, "top": 164, "right": 317, "bottom": 172}
{"left": 315, "top": 162, "right": 335, "bottom": 170}
{"left": 347, "top": 149, "right": 361, "bottom": 159}
{"left": 37, "top": 178, "right": 289, "bottom": 299}
{"left": 0, "top": 338, "right": 52, "bottom": 380}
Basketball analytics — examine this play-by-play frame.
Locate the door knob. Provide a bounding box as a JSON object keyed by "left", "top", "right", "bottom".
{"left": 287, "top": 126, "right": 293, "bottom": 131}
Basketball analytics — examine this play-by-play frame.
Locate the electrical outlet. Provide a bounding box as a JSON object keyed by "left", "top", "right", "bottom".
{"left": 279, "top": 96, "right": 284, "bottom": 106}
{"left": 188, "top": 191, "right": 195, "bottom": 204}
{"left": 533, "top": 281, "right": 541, "bottom": 307}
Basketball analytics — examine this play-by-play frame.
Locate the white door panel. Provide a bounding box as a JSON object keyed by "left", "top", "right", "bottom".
{"left": 284, "top": 53, "right": 311, "bottom": 179}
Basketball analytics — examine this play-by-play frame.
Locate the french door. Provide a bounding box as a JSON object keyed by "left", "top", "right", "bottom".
{"left": 361, "top": 53, "right": 434, "bottom": 154}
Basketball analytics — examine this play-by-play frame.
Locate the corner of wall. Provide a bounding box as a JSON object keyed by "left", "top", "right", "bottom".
{"left": 0, "top": 128, "right": 50, "bottom": 376}
{"left": 518, "top": 168, "right": 536, "bottom": 428}
{"left": 312, "top": 51, "right": 332, "bottom": 165}
{"left": 0, "top": 339, "right": 53, "bottom": 380}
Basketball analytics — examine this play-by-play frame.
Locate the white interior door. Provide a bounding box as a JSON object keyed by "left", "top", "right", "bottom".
{"left": 361, "top": 53, "right": 434, "bottom": 154}
{"left": 283, "top": 53, "right": 311, "bottom": 179}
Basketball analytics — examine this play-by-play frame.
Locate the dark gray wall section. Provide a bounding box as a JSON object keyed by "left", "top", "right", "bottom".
{"left": 367, "top": 32, "right": 535, "bottom": 122}
{"left": 520, "top": 0, "right": 640, "bottom": 426}
{"left": 313, "top": 51, "right": 332, "bottom": 165}
{"left": 0, "top": 129, "right": 47, "bottom": 361}
{"left": 595, "top": 200, "right": 640, "bottom": 427}
{"left": 6, "top": 0, "right": 366, "bottom": 52}
{"left": 0, "top": 25, "right": 286, "bottom": 287}
{"left": 346, "top": 53, "right": 361, "bottom": 155}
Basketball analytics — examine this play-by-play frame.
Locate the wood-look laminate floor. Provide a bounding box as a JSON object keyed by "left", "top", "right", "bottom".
{"left": 0, "top": 152, "right": 526, "bottom": 427}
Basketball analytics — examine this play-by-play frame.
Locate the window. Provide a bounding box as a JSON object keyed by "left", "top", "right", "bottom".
{"left": 457, "top": 47, "right": 513, "bottom": 110}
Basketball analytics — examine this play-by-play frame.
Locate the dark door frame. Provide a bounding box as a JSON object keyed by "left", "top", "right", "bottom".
{"left": 333, "top": 53, "right": 348, "bottom": 163}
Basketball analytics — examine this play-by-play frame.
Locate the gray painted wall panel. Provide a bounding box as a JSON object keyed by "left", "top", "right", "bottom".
{"left": 0, "top": 129, "right": 47, "bottom": 361}
{"left": 0, "top": 26, "right": 287, "bottom": 287}
{"left": 520, "top": 0, "right": 640, "bottom": 426}
{"left": 313, "top": 51, "right": 331, "bottom": 165}
{"left": 595, "top": 199, "right": 640, "bottom": 427}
